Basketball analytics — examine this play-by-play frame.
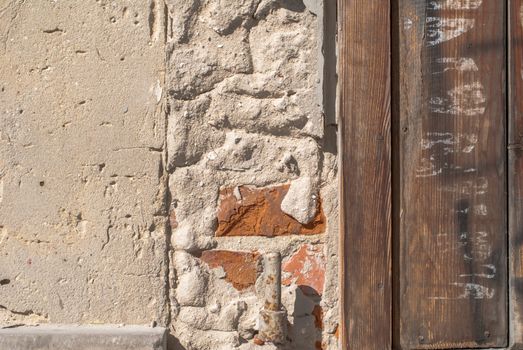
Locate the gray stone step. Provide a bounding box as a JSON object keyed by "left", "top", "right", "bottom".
{"left": 0, "top": 325, "right": 167, "bottom": 350}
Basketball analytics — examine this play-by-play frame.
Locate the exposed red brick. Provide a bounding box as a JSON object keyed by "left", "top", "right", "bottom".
{"left": 282, "top": 244, "right": 325, "bottom": 296}
{"left": 253, "top": 337, "right": 265, "bottom": 346}
{"left": 215, "top": 185, "right": 326, "bottom": 237}
{"left": 200, "top": 250, "right": 260, "bottom": 291}
{"left": 169, "top": 209, "right": 178, "bottom": 230}
{"left": 312, "top": 305, "right": 323, "bottom": 330}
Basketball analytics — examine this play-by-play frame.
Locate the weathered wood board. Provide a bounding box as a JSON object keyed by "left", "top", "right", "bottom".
{"left": 509, "top": 0, "right": 523, "bottom": 347}
{"left": 339, "top": 1, "right": 392, "bottom": 349}
{"left": 396, "top": 0, "right": 507, "bottom": 348}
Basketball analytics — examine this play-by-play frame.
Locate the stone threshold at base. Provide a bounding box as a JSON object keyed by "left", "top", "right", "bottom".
{"left": 0, "top": 324, "right": 167, "bottom": 350}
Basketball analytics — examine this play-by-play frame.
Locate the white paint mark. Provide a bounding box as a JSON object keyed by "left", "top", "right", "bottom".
{"left": 459, "top": 264, "right": 496, "bottom": 279}
{"left": 453, "top": 283, "right": 495, "bottom": 299}
{"left": 421, "top": 132, "right": 477, "bottom": 153}
{"left": 464, "top": 231, "right": 492, "bottom": 261}
{"left": 430, "top": 283, "right": 495, "bottom": 300}
{"left": 416, "top": 159, "right": 476, "bottom": 177}
{"left": 455, "top": 203, "right": 487, "bottom": 216}
{"left": 433, "top": 57, "right": 479, "bottom": 74}
{"left": 474, "top": 204, "right": 487, "bottom": 215}
{"left": 416, "top": 156, "right": 442, "bottom": 177}
{"left": 426, "top": 17, "right": 475, "bottom": 46}
{"left": 428, "top": 0, "right": 483, "bottom": 10}
{"left": 429, "top": 82, "right": 486, "bottom": 116}
{"left": 404, "top": 18, "right": 413, "bottom": 30}
{"left": 439, "top": 177, "right": 488, "bottom": 195}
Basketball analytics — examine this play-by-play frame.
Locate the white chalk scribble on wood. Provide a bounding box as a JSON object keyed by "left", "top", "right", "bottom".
{"left": 463, "top": 231, "right": 492, "bottom": 261}
{"left": 421, "top": 132, "right": 478, "bottom": 153}
{"left": 429, "top": 82, "right": 486, "bottom": 116}
{"left": 459, "top": 264, "right": 496, "bottom": 279}
{"left": 426, "top": 17, "right": 475, "bottom": 46}
{"left": 430, "top": 283, "right": 495, "bottom": 300}
{"left": 416, "top": 158, "right": 477, "bottom": 177}
{"left": 438, "top": 177, "right": 488, "bottom": 195}
{"left": 428, "top": 0, "right": 483, "bottom": 10}
{"left": 433, "top": 57, "right": 479, "bottom": 74}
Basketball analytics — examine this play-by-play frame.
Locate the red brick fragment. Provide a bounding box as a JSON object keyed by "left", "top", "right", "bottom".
{"left": 215, "top": 185, "right": 326, "bottom": 237}
{"left": 200, "top": 250, "right": 260, "bottom": 291}
{"left": 253, "top": 337, "right": 265, "bottom": 346}
{"left": 282, "top": 244, "right": 326, "bottom": 296}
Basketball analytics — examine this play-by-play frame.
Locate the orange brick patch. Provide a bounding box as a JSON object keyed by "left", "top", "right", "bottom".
{"left": 282, "top": 244, "right": 326, "bottom": 296}
{"left": 200, "top": 250, "right": 260, "bottom": 291}
{"left": 215, "top": 185, "right": 326, "bottom": 237}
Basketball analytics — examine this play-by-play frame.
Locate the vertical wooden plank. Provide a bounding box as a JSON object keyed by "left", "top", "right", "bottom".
{"left": 509, "top": 0, "right": 523, "bottom": 347}
{"left": 339, "top": 1, "right": 392, "bottom": 349}
{"left": 396, "top": 0, "right": 507, "bottom": 348}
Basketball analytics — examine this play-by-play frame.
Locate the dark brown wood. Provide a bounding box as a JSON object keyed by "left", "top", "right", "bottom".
{"left": 509, "top": 0, "right": 523, "bottom": 347}
{"left": 396, "top": 0, "right": 507, "bottom": 348}
{"left": 339, "top": 1, "right": 392, "bottom": 349}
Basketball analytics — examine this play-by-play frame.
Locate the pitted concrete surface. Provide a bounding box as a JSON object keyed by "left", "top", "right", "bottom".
{"left": 0, "top": 325, "right": 167, "bottom": 350}
{"left": 0, "top": 1, "right": 169, "bottom": 326}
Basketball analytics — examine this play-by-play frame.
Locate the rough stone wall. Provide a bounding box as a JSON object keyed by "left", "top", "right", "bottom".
{"left": 0, "top": 1, "right": 338, "bottom": 349}
{"left": 165, "top": 0, "right": 339, "bottom": 349}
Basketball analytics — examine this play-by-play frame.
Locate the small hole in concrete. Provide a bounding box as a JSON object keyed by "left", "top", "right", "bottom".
{"left": 0, "top": 279, "right": 11, "bottom": 285}
{"left": 39, "top": 181, "right": 45, "bottom": 187}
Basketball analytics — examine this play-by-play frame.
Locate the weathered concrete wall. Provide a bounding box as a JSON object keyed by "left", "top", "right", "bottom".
{"left": 0, "top": 1, "right": 338, "bottom": 349}
{"left": 0, "top": 0, "right": 169, "bottom": 325}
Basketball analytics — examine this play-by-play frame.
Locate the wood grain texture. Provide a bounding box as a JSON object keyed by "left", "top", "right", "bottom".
{"left": 396, "top": 0, "right": 507, "bottom": 348}
{"left": 509, "top": 0, "right": 523, "bottom": 347}
{"left": 339, "top": 1, "right": 392, "bottom": 349}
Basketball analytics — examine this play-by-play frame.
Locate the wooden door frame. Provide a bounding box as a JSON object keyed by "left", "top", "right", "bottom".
{"left": 339, "top": 0, "right": 523, "bottom": 349}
